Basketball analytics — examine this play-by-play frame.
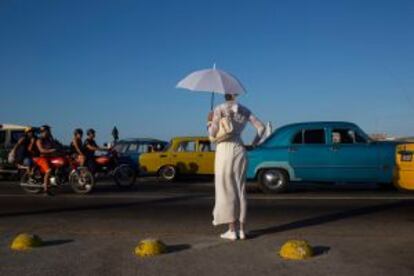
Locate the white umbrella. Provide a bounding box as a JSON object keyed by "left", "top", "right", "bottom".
{"left": 176, "top": 64, "right": 246, "bottom": 110}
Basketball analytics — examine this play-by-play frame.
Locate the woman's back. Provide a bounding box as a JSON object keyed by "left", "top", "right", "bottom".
{"left": 214, "top": 101, "right": 250, "bottom": 137}
{"left": 211, "top": 101, "right": 265, "bottom": 145}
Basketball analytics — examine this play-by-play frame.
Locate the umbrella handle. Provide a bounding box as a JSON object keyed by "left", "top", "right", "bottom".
{"left": 210, "top": 92, "right": 215, "bottom": 111}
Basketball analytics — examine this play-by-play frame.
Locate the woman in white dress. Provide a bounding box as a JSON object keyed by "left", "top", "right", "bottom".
{"left": 208, "top": 94, "right": 265, "bottom": 240}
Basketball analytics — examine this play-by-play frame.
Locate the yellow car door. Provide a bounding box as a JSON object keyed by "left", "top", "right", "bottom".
{"left": 196, "top": 139, "right": 215, "bottom": 175}
{"left": 171, "top": 139, "right": 200, "bottom": 174}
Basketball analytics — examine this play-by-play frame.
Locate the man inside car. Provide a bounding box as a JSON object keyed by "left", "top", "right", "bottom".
{"left": 10, "top": 127, "right": 37, "bottom": 173}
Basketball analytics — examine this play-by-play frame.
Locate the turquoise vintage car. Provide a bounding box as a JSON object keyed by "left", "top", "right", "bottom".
{"left": 247, "top": 121, "right": 400, "bottom": 193}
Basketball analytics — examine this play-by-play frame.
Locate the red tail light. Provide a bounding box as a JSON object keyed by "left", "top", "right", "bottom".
{"left": 50, "top": 157, "right": 66, "bottom": 167}
{"left": 96, "top": 156, "right": 110, "bottom": 165}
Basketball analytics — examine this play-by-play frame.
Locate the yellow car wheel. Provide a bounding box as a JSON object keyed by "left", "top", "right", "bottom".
{"left": 159, "top": 165, "right": 177, "bottom": 181}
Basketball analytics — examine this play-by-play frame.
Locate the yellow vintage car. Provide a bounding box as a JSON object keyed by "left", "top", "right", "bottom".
{"left": 394, "top": 143, "right": 414, "bottom": 191}
{"left": 139, "top": 136, "right": 215, "bottom": 181}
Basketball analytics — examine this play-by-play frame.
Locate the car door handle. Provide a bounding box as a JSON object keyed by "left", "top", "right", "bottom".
{"left": 160, "top": 155, "right": 167, "bottom": 158}
{"left": 198, "top": 154, "right": 203, "bottom": 157}
{"left": 288, "top": 147, "right": 298, "bottom": 153}
{"left": 330, "top": 146, "right": 339, "bottom": 152}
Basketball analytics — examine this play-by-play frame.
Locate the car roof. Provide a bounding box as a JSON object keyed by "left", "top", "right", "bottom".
{"left": 171, "top": 136, "right": 209, "bottom": 140}
{"left": 117, "top": 138, "right": 167, "bottom": 143}
{"left": 0, "top": 124, "right": 29, "bottom": 130}
{"left": 261, "top": 121, "right": 365, "bottom": 147}
{"left": 280, "top": 121, "right": 359, "bottom": 129}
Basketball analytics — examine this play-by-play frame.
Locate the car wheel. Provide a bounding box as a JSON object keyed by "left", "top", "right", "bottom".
{"left": 159, "top": 165, "right": 177, "bottom": 181}
{"left": 70, "top": 168, "right": 95, "bottom": 194}
{"left": 258, "top": 169, "right": 289, "bottom": 193}
{"left": 114, "top": 165, "right": 137, "bottom": 188}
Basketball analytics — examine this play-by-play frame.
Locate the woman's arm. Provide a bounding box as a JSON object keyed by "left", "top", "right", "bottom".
{"left": 85, "top": 144, "right": 99, "bottom": 151}
{"left": 36, "top": 139, "right": 56, "bottom": 154}
{"left": 249, "top": 113, "right": 265, "bottom": 146}
{"left": 73, "top": 139, "right": 84, "bottom": 155}
{"left": 10, "top": 137, "right": 25, "bottom": 154}
{"left": 207, "top": 108, "right": 221, "bottom": 137}
{"left": 28, "top": 138, "right": 36, "bottom": 153}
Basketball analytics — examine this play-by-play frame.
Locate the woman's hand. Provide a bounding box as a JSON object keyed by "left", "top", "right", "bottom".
{"left": 207, "top": 112, "right": 214, "bottom": 122}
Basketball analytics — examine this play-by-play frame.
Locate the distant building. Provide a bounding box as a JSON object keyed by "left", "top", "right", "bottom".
{"left": 369, "top": 133, "right": 390, "bottom": 141}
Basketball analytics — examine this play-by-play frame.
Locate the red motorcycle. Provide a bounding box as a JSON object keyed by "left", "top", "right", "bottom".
{"left": 90, "top": 149, "right": 136, "bottom": 188}
{"left": 19, "top": 155, "right": 95, "bottom": 194}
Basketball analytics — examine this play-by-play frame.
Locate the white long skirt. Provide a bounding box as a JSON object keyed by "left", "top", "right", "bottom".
{"left": 212, "top": 141, "right": 247, "bottom": 226}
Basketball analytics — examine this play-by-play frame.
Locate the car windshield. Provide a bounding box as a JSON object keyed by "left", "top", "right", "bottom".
{"left": 113, "top": 143, "right": 127, "bottom": 154}
{"left": 11, "top": 130, "right": 25, "bottom": 144}
{"left": 163, "top": 141, "right": 173, "bottom": 152}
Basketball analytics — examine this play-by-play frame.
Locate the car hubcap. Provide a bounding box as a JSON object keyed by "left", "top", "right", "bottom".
{"left": 263, "top": 170, "right": 284, "bottom": 189}
{"left": 163, "top": 167, "right": 175, "bottom": 179}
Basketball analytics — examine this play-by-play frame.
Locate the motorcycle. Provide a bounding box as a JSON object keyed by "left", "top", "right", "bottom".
{"left": 90, "top": 149, "right": 136, "bottom": 188}
{"left": 19, "top": 155, "right": 95, "bottom": 194}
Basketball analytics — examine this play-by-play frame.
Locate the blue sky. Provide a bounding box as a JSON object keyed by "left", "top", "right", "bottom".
{"left": 0, "top": 0, "right": 413, "bottom": 143}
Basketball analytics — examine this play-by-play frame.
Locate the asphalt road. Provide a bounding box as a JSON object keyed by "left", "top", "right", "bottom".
{"left": 1, "top": 179, "right": 414, "bottom": 276}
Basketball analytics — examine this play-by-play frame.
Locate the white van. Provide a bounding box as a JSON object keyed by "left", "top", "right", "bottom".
{"left": 0, "top": 124, "right": 29, "bottom": 176}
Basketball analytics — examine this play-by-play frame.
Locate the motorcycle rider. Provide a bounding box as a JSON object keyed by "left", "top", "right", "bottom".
{"left": 84, "top": 129, "right": 103, "bottom": 174}
{"left": 10, "top": 127, "right": 37, "bottom": 172}
{"left": 35, "top": 125, "right": 57, "bottom": 195}
{"left": 70, "top": 128, "right": 85, "bottom": 166}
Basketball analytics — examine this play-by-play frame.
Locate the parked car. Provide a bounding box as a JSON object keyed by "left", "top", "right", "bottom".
{"left": 112, "top": 138, "right": 168, "bottom": 171}
{"left": 0, "top": 124, "right": 32, "bottom": 177}
{"left": 394, "top": 143, "right": 414, "bottom": 191}
{"left": 139, "top": 136, "right": 215, "bottom": 181}
{"left": 247, "top": 121, "right": 403, "bottom": 193}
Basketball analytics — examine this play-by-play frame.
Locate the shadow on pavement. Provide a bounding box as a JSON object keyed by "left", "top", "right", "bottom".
{"left": 167, "top": 244, "right": 191, "bottom": 254}
{"left": 0, "top": 195, "right": 205, "bottom": 218}
{"left": 249, "top": 200, "right": 409, "bottom": 238}
{"left": 312, "top": 246, "right": 330, "bottom": 257}
{"left": 41, "top": 239, "right": 74, "bottom": 247}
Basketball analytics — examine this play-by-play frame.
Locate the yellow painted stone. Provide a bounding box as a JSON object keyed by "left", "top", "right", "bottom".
{"left": 279, "top": 240, "right": 313, "bottom": 260}
{"left": 134, "top": 239, "right": 167, "bottom": 257}
{"left": 10, "top": 233, "right": 43, "bottom": 251}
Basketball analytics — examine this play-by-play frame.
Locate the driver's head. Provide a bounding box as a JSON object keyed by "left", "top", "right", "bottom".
{"left": 87, "top": 128, "right": 96, "bottom": 139}
{"left": 74, "top": 128, "right": 83, "bottom": 139}
{"left": 332, "top": 132, "right": 341, "bottom": 144}
{"left": 40, "top": 125, "right": 51, "bottom": 138}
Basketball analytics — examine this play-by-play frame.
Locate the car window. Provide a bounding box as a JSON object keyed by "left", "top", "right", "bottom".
{"left": 139, "top": 144, "right": 151, "bottom": 153}
{"left": 127, "top": 143, "right": 139, "bottom": 153}
{"left": 199, "top": 141, "right": 215, "bottom": 152}
{"left": 11, "top": 130, "right": 24, "bottom": 144}
{"left": 332, "top": 128, "right": 368, "bottom": 144}
{"left": 176, "top": 141, "right": 196, "bottom": 152}
{"left": 155, "top": 143, "right": 167, "bottom": 152}
{"left": 146, "top": 143, "right": 163, "bottom": 153}
{"left": 354, "top": 131, "right": 368, "bottom": 143}
{"left": 292, "top": 130, "right": 303, "bottom": 144}
{"left": 303, "top": 129, "right": 325, "bottom": 144}
{"left": 0, "top": 131, "right": 5, "bottom": 146}
{"left": 114, "top": 143, "right": 128, "bottom": 154}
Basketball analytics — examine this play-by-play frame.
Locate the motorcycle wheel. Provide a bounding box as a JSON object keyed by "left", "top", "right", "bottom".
{"left": 20, "top": 171, "right": 43, "bottom": 194}
{"left": 113, "top": 165, "right": 136, "bottom": 188}
{"left": 69, "top": 167, "right": 95, "bottom": 194}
